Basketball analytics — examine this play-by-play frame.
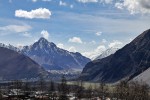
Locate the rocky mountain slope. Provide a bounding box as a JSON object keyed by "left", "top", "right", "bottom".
{"left": 0, "top": 47, "right": 47, "bottom": 80}
{"left": 21, "top": 37, "right": 91, "bottom": 71}
{"left": 79, "top": 29, "right": 150, "bottom": 83}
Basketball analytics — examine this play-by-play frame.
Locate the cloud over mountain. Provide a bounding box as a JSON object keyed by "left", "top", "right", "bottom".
{"left": 41, "top": 30, "right": 49, "bottom": 39}
{"left": 68, "top": 37, "right": 83, "bottom": 44}
{"left": 108, "top": 40, "right": 123, "bottom": 48}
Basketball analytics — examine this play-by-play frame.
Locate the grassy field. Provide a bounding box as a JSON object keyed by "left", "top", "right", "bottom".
{"left": 67, "top": 81, "right": 118, "bottom": 93}
{"left": 67, "top": 81, "right": 98, "bottom": 88}
{"left": 67, "top": 81, "right": 115, "bottom": 90}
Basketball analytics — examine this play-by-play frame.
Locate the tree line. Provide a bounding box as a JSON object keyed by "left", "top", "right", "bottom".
{"left": 0, "top": 76, "right": 149, "bottom": 100}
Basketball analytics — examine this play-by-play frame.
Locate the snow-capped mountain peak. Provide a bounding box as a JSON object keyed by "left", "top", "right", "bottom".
{"left": 21, "top": 37, "right": 91, "bottom": 71}
{"left": 94, "top": 47, "right": 119, "bottom": 60}
{"left": 38, "top": 37, "right": 49, "bottom": 45}
{"left": 36, "top": 37, "right": 56, "bottom": 49}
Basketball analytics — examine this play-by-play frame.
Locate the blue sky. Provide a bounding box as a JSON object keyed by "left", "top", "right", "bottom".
{"left": 0, "top": 0, "right": 150, "bottom": 58}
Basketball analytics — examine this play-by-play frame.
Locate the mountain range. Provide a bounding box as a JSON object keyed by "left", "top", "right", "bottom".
{"left": 0, "top": 37, "right": 91, "bottom": 80}
{"left": 21, "top": 37, "right": 91, "bottom": 71}
{"left": 1, "top": 29, "right": 150, "bottom": 82}
{"left": 79, "top": 29, "right": 150, "bottom": 83}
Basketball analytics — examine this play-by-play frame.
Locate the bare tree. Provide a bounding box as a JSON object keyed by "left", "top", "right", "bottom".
{"left": 48, "top": 80, "right": 56, "bottom": 100}
{"left": 12, "top": 80, "right": 23, "bottom": 99}
{"left": 58, "top": 75, "right": 69, "bottom": 100}
{"left": 113, "top": 80, "right": 150, "bottom": 100}
{"left": 98, "top": 82, "right": 107, "bottom": 99}
{"left": 128, "top": 81, "right": 150, "bottom": 100}
{"left": 74, "top": 80, "right": 84, "bottom": 100}
{"left": 38, "top": 75, "right": 46, "bottom": 100}
{"left": 93, "top": 83, "right": 99, "bottom": 98}
{"left": 140, "top": 83, "right": 149, "bottom": 100}
{"left": 22, "top": 81, "right": 31, "bottom": 98}
{"left": 115, "top": 81, "right": 129, "bottom": 100}
{"left": 86, "top": 84, "right": 93, "bottom": 100}
{"left": 0, "top": 85, "right": 2, "bottom": 99}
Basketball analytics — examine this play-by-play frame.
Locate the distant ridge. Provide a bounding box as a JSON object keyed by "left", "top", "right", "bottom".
{"left": 79, "top": 29, "right": 150, "bottom": 83}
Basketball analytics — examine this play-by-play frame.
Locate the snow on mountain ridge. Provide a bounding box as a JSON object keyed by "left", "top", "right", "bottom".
{"left": 21, "top": 37, "right": 91, "bottom": 71}
{"left": 0, "top": 43, "right": 20, "bottom": 52}
{"left": 94, "top": 47, "right": 119, "bottom": 60}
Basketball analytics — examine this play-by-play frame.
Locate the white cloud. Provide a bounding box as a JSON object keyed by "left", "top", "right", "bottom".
{"left": 70, "top": 4, "right": 74, "bottom": 8}
{"left": 82, "top": 40, "right": 124, "bottom": 59}
{"left": 56, "top": 11, "right": 150, "bottom": 36}
{"left": 57, "top": 43, "right": 64, "bottom": 49}
{"left": 90, "top": 40, "right": 96, "bottom": 45}
{"left": 104, "top": 0, "right": 112, "bottom": 4}
{"left": 95, "top": 45, "right": 106, "bottom": 53}
{"left": 0, "top": 24, "right": 31, "bottom": 33}
{"left": 34, "top": 39, "right": 38, "bottom": 42}
{"left": 108, "top": 40, "right": 123, "bottom": 48}
{"left": 32, "top": 0, "right": 37, "bottom": 2}
{"left": 129, "top": 38, "right": 133, "bottom": 42}
{"left": 102, "top": 39, "right": 107, "bottom": 43}
{"left": 68, "top": 46, "right": 77, "bottom": 52}
{"left": 9, "top": 0, "right": 12, "bottom": 3}
{"left": 15, "top": 8, "right": 51, "bottom": 19}
{"left": 77, "top": 0, "right": 112, "bottom": 3}
{"left": 23, "top": 32, "right": 32, "bottom": 37}
{"left": 17, "top": 44, "right": 24, "bottom": 48}
{"left": 41, "top": 30, "right": 49, "bottom": 39}
{"left": 32, "top": 0, "right": 51, "bottom": 2}
{"left": 68, "top": 37, "right": 83, "bottom": 44}
{"left": 77, "top": 0, "right": 98, "bottom": 3}
{"left": 59, "top": 1, "right": 67, "bottom": 6}
{"left": 115, "top": 0, "right": 150, "bottom": 14}
{"left": 59, "top": 1, "right": 74, "bottom": 9}
{"left": 82, "top": 45, "right": 106, "bottom": 59}
{"left": 115, "top": 2, "right": 124, "bottom": 10}
{"left": 95, "top": 31, "right": 102, "bottom": 36}
{"left": 77, "top": 0, "right": 150, "bottom": 14}
{"left": 100, "top": 0, "right": 113, "bottom": 4}
{"left": 42, "top": 0, "right": 51, "bottom": 2}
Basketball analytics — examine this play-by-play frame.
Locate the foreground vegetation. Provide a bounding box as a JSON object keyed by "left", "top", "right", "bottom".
{"left": 0, "top": 76, "right": 149, "bottom": 100}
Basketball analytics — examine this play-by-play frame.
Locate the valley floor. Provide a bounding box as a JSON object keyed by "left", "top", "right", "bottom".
{"left": 0, "top": 77, "right": 149, "bottom": 100}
